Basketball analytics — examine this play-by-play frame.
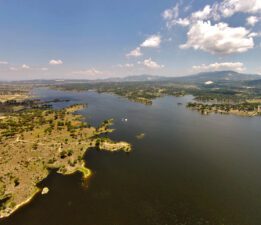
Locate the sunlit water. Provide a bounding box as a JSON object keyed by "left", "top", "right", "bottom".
{"left": 2, "top": 88, "right": 261, "bottom": 225}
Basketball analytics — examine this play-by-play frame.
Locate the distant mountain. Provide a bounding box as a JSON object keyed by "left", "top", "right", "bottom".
{"left": 5, "top": 75, "right": 164, "bottom": 84}
{"left": 171, "top": 71, "right": 261, "bottom": 84}
{"left": 2, "top": 71, "right": 260, "bottom": 85}
{"left": 101, "top": 74, "right": 165, "bottom": 82}
{"left": 102, "top": 71, "right": 261, "bottom": 84}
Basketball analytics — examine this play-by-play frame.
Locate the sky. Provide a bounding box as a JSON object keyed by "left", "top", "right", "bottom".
{"left": 0, "top": 0, "right": 261, "bottom": 80}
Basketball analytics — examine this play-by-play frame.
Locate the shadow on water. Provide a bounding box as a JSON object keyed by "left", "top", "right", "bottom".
{"left": 2, "top": 88, "right": 261, "bottom": 225}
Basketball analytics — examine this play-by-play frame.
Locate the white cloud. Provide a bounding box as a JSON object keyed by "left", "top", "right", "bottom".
{"left": 126, "top": 47, "right": 142, "bottom": 57}
{"left": 164, "top": 0, "right": 261, "bottom": 29}
{"left": 246, "top": 16, "right": 259, "bottom": 26}
{"left": 141, "top": 58, "right": 164, "bottom": 69}
{"left": 192, "top": 62, "right": 246, "bottom": 73}
{"left": 180, "top": 21, "right": 254, "bottom": 54}
{"left": 175, "top": 18, "right": 190, "bottom": 26}
{"left": 22, "top": 64, "right": 30, "bottom": 69}
{"left": 191, "top": 5, "right": 213, "bottom": 21}
{"left": 126, "top": 35, "right": 161, "bottom": 58}
{"left": 0, "top": 61, "right": 8, "bottom": 65}
{"left": 163, "top": 4, "right": 216, "bottom": 28}
{"left": 49, "top": 59, "right": 63, "bottom": 65}
{"left": 72, "top": 68, "right": 106, "bottom": 76}
{"left": 220, "top": 0, "right": 261, "bottom": 17}
{"left": 162, "top": 3, "right": 179, "bottom": 20}
{"left": 162, "top": 3, "right": 181, "bottom": 28}
{"left": 191, "top": 0, "right": 261, "bottom": 21}
{"left": 248, "top": 32, "right": 260, "bottom": 38}
{"left": 140, "top": 35, "right": 161, "bottom": 48}
{"left": 161, "top": 1, "right": 261, "bottom": 57}
{"left": 167, "top": 18, "right": 190, "bottom": 28}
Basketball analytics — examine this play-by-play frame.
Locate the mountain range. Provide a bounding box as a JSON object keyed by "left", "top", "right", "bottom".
{"left": 2, "top": 71, "right": 261, "bottom": 85}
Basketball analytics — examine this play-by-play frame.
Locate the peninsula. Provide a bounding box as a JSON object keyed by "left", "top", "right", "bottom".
{"left": 0, "top": 103, "right": 131, "bottom": 218}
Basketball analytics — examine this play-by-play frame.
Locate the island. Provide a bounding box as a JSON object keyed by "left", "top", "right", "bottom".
{"left": 136, "top": 133, "right": 146, "bottom": 140}
{"left": 187, "top": 101, "right": 261, "bottom": 116}
{"left": 50, "top": 70, "right": 261, "bottom": 117}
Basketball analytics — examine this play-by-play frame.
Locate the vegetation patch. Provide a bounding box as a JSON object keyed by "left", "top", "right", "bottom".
{"left": 0, "top": 103, "right": 131, "bottom": 218}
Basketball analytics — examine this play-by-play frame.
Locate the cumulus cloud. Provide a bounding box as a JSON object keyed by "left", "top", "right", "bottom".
{"left": 162, "top": 3, "right": 186, "bottom": 28}
{"left": 140, "top": 58, "right": 164, "bottom": 69}
{"left": 246, "top": 16, "right": 260, "bottom": 26}
{"left": 220, "top": 0, "right": 261, "bottom": 17}
{"left": 163, "top": 4, "right": 216, "bottom": 28}
{"left": 180, "top": 21, "right": 254, "bottom": 54}
{"left": 192, "top": 62, "right": 246, "bottom": 73}
{"left": 0, "top": 61, "right": 8, "bottom": 65}
{"left": 191, "top": 0, "right": 261, "bottom": 22}
{"left": 126, "top": 35, "right": 161, "bottom": 57}
{"left": 191, "top": 5, "right": 213, "bottom": 21}
{"left": 163, "top": 0, "right": 261, "bottom": 28}
{"left": 22, "top": 64, "right": 30, "bottom": 69}
{"left": 126, "top": 47, "right": 142, "bottom": 57}
{"left": 49, "top": 59, "right": 63, "bottom": 65}
{"left": 140, "top": 35, "right": 161, "bottom": 48}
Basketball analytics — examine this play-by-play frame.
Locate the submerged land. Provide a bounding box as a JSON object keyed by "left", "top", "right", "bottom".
{"left": 0, "top": 90, "right": 130, "bottom": 218}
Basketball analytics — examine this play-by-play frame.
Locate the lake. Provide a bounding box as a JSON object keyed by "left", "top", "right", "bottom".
{"left": 2, "top": 88, "right": 261, "bottom": 225}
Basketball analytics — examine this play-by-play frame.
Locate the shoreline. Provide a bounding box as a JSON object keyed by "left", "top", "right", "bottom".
{"left": 1, "top": 149, "right": 115, "bottom": 219}
{"left": 0, "top": 188, "right": 40, "bottom": 219}
{"left": 188, "top": 107, "right": 261, "bottom": 117}
{"left": 187, "top": 101, "right": 261, "bottom": 117}
{"left": 0, "top": 162, "right": 93, "bottom": 219}
{"left": 0, "top": 103, "right": 131, "bottom": 219}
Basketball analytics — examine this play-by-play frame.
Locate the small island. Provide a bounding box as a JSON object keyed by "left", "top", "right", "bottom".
{"left": 0, "top": 103, "right": 131, "bottom": 218}
{"left": 187, "top": 101, "right": 261, "bottom": 116}
{"left": 136, "top": 133, "right": 145, "bottom": 140}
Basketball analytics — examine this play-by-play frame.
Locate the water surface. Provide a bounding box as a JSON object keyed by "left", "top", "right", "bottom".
{"left": 3, "top": 88, "right": 261, "bottom": 225}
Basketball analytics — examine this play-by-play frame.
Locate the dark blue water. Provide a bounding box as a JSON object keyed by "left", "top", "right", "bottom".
{"left": 3, "top": 88, "right": 261, "bottom": 225}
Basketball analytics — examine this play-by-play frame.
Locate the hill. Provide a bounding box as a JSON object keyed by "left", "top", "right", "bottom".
{"left": 171, "top": 71, "right": 261, "bottom": 84}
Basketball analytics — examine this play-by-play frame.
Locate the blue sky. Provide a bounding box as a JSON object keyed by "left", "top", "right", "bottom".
{"left": 0, "top": 0, "right": 260, "bottom": 80}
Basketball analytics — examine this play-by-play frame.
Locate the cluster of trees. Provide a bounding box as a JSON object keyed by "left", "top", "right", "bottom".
{"left": 187, "top": 102, "right": 261, "bottom": 114}
{"left": 0, "top": 99, "right": 51, "bottom": 114}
